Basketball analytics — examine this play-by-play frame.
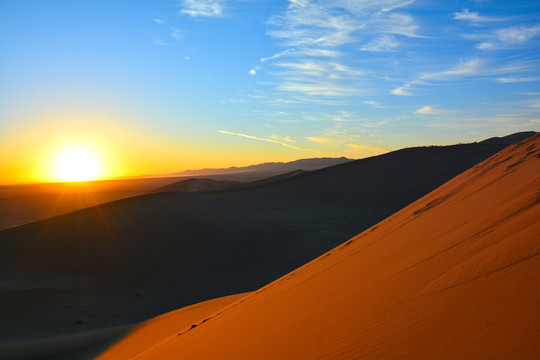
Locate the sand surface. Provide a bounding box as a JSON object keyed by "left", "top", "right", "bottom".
{"left": 118, "top": 134, "right": 540, "bottom": 359}
{"left": 0, "top": 132, "right": 535, "bottom": 357}
{"left": 96, "top": 293, "right": 249, "bottom": 360}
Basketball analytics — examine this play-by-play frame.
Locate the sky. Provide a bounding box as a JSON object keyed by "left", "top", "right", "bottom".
{"left": 1, "top": 0, "right": 539, "bottom": 183}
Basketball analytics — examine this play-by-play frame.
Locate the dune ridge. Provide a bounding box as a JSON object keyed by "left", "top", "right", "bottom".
{"left": 115, "top": 134, "right": 540, "bottom": 359}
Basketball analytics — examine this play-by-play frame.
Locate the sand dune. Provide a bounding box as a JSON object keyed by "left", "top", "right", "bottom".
{"left": 96, "top": 293, "right": 249, "bottom": 360}
{"left": 109, "top": 134, "right": 540, "bottom": 359}
{"left": 153, "top": 169, "right": 309, "bottom": 193}
{"left": 0, "top": 132, "right": 535, "bottom": 358}
{"left": 153, "top": 178, "right": 241, "bottom": 193}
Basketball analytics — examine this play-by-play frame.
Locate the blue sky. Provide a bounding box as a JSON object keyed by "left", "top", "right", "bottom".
{"left": 1, "top": 0, "right": 539, "bottom": 181}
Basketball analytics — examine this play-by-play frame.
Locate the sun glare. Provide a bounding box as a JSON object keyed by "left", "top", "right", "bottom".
{"left": 54, "top": 148, "right": 102, "bottom": 182}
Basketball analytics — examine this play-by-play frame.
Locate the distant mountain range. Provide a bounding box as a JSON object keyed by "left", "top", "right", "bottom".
{"left": 171, "top": 157, "right": 353, "bottom": 176}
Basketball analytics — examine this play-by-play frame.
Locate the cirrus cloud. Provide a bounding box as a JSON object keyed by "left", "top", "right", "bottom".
{"left": 180, "top": 0, "right": 225, "bottom": 17}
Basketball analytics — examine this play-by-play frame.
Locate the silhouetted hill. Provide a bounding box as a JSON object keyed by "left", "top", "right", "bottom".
{"left": 171, "top": 157, "right": 352, "bottom": 176}
{"left": 153, "top": 169, "right": 309, "bottom": 193}
{"left": 479, "top": 131, "right": 536, "bottom": 145}
{"left": 154, "top": 178, "right": 240, "bottom": 193}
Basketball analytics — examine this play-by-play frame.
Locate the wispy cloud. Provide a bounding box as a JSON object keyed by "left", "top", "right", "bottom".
{"left": 420, "top": 58, "right": 484, "bottom": 80}
{"left": 261, "top": 49, "right": 295, "bottom": 62}
{"left": 170, "top": 27, "right": 182, "bottom": 41}
{"left": 414, "top": 106, "right": 444, "bottom": 114}
{"left": 276, "top": 60, "right": 364, "bottom": 78}
{"left": 391, "top": 83, "right": 412, "bottom": 96}
{"left": 270, "top": 135, "right": 295, "bottom": 142}
{"left": 152, "top": 38, "right": 168, "bottom": 46}
{"left": 426, "top": 112, "right": 540, "bottom": 130}
{"left": 180, "top": 0, "right": 225, "bottom": 17}
{"left": 154, "top": 18, "right": 165, "bottom": 24}
{"left": 497, "top": 76, "right": 540, "bottom": 83}
{"left": 270, "top": 58, "right": 366, "bottom": 98}
{"left": 218, "top": 130, "right": 311, "bottom": 151}
{"left": 267, "top": 0, "right": 419, "bottom": 48}
{"left": 261, "top": 0, "right": 418, "bottom": 101}
{"left": 418, "top": 58, "right": 536, "bottom": 83}
{"left": 477, "top": 24, "right": 540, "bottom": 50}
{"left": 278, "top": 81, "right": 360, "bottom": 97}
{"left": 300, "top": 48, "right": 342, "bottom": 57}
{"left": 305, "top": 136, "right": 333, "bottom": 146}
{"left": 345, "top": 143, "right": 386, "bottom": 154}
{"left": 361, "top": 34, "right": 398, "bottom": 51}
{"left": 363, "top": 100, "right": 387, "bottom": 108}
{"left": 369, "top": 12, "right": 420, "bottom": 38}
{"left": 453, "top": 9, "right": 500, "bottom": 23}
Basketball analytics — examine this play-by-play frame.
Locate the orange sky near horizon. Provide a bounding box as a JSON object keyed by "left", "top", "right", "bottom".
{"left": 0, "top": 113, "right": 390, "bottom": 185}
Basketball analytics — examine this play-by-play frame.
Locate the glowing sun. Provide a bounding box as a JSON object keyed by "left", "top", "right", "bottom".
{"left": 54, "top": 148, "right": 102, "bottom": 182}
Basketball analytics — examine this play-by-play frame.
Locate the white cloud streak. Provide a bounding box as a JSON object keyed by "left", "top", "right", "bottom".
{"left": 497, "top": 76, "right": 540, "bottom": 83}
{"left": 345, "top": 143, "right": 386, "bottom": 153}
{"left": 369, "top": 12, "right": 420, "bottom": 38}
{"left": 420, "top": 58, "right": 484, "bottom": 80}
{"left": 261, "top": 49, "right": 296, "bottom": 62}
{"left": 477, "top": 24, "right": 540, "bottom": 50}
{"left": 279, "top": 81, "right": 359, "bottom": 96}
{"left": 418, "top": 58, "right": 536, "bottom": 83}
{"left": 391, "top": 83, "right": 412, "bottom": 96}
{"left": 453, "top": 9, "right": 499, "bottom": 23}
{"left": 270, "top": 135, "right": 295, "bottom": 142}
{"left": 414, "top": 106, "right": 442, "bottom": 114}
{"left": 218, "top": 130, "right": 311, "bottom": 151}
{"left": 276, "top": 60, "right": 364, "bottom": 78}
{"left": 180, "top": 0, "right": 225, "bottom": 17}
{"left": 363, "top": 100, "right": 387, "bottom": 108}
{"left": 361, "top": 34, "right": 398, "bottom": 51}
{"left": 305, "top": 136, "right": 333, "bottom": 145}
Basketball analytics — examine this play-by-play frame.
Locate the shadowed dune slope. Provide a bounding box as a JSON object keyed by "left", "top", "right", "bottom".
{"left": 0, "top": 132, "right": 535, "bottom": 343}
{"left": 152, "top": 178, "right": 241, "bottom": 193}
{"left": 125, "top": 134, "right": 540, "bottom": 359}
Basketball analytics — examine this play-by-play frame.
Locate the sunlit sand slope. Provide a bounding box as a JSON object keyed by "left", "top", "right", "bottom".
{"left": 131, "top": 134, "right": 540, "bottom": 359}
{"left": 96, "top": 293, "right": 249, "bottom": 360}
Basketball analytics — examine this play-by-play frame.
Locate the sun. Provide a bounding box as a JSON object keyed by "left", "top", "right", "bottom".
{"left": 54, "top": 148, "right": 102, "bottom": 182}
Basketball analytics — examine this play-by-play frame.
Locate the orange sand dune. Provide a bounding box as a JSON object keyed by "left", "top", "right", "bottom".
{"left": 113, "top": 134, "right": 540, "bottom": 359}
{"left": 96, "top": 293, "right": 249, "bottom": 360}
